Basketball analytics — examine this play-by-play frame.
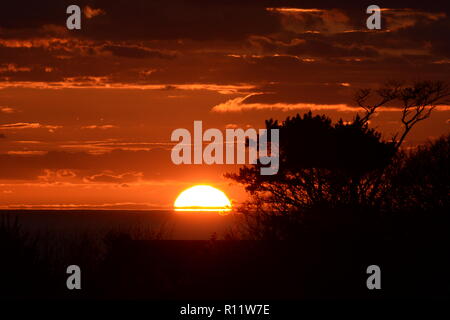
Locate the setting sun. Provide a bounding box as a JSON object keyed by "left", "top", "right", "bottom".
{"left": 174, "top": 185, "right": 232, "bottom": 212}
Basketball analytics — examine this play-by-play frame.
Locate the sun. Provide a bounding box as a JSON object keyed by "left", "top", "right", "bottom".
{"left": 174, "top": 185, "right": 232, "bottom": 212}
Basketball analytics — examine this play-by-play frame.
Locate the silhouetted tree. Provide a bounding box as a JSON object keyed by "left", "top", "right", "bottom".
{"left": 355, "top": 80, "right": 450, "bottom": 148}
{"left": 227, "top": 81, "right": 450, "bottom": 239}
{"left": 384, "top": 134, "right": 450, "bottom": 214}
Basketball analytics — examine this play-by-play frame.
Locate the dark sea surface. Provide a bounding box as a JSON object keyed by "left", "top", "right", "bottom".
{"left": 0, "top": 210, "right": 235, "bottom": 240}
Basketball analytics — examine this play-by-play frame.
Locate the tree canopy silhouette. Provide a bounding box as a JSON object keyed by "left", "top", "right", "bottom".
{"left": 385, "top": 134, "right": 450, "bottom": 214}
{"left": 227, "top": 81, "right": 450, "bottom": 239}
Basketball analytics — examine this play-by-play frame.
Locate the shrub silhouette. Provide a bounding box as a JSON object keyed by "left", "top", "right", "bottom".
{"left": 379, "top": 134, "right": 450, "bottom": 247}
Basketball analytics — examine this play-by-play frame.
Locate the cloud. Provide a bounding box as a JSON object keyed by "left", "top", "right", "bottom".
{"left": 0, "top": 63, "right": 31, "bottom": 73}
{"left": 212, "top": 95, "right": 450, "bottom": 113}
{"left": 83, "top": 171, "right": 143, "bottom": 184}
{"left": 267, "top": 7, "right": 351, "bottom": 34}
{"left": 267, "top": 8, "right": 324, "bottom": 13}
{"left": 0, "top": 4, "right": 447, "bottom": 90}
{"left": 231, "top": 82, "right": 354, "bottom": 106}
{"left": 37, "top": 169, "right": 77, "bottom": 183}
{"left": 0, "top": 107, "right": 15, "bottom": 114}
{"left": 0, "top": 123, "right": 42, "bottom": 129}
{"left": 212, "top": 95, "right": 359, "bottom": 113}
{"left": 285, "top": 39, "right": 379, "bottom": 58}
{"left": 0, "top": 122, "right": 62, "bottom": 132}
{"left": 0, "top": 1, "right": 279, "bottom": 42}
{"left": 102, "top": 45, "right": 175, "bottom": 59}
{"left": 6, "top": 151, "right": 47, "bottom": 156}
{"left": 81, "top": 124, "right": 118, "bottom": 130}
{"left": 58, "top": 140, "right": 174, "bottom": 154}
{"left": 225, "top": 123, "right": 239, "bottom": 129}
{"left": 83, "top": 6, "right": 105, "bottom": 19}
{"left": 2, "top": 202, "right": 161, "bottom": 210}
{"left": 0, "top": 148, "right": 235, "bottom": 182}
{"left": 0, "top": 78, "right": 255, "bottom": 93}
{"left": 382, "top": 9, "right": 447, "bottom": 32}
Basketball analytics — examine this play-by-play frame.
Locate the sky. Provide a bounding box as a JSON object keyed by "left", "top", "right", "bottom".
{"left": 0, "top": 0, "right": 449, "bottom": 209}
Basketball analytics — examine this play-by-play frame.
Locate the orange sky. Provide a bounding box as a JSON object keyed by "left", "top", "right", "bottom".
{"left": 0, "top": 1, "right": 449, "bottom": 209}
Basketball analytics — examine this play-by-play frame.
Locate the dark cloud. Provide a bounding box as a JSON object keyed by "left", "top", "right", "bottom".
{"left": 0, "top": 1, "right": 281, "bottom": 41}
{"left": 102, "top": 45, "right": 175, "bottom": 59}
{"left": 397, "top": 17, "right": 450, "bottom": 58}
{"left": 0, "top": 2, "right": 68, "bottom": 29}
{"left": 269, "top": 0, "right": 449, "bottom": 11}
{"left": 1, "top": 0, "right": 449, "bottom": 41}
{"left": 82, "top": 0, "right": 281, "bottom": 41}
{"left": 0, "top": 1, "right": 448, "bottom": 100}
{"left": 285, "top": 39, "right": 379, "bottom": 58}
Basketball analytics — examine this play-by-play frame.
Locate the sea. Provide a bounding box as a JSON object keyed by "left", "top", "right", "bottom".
{"left": 0, "top": 210, "right": 236, "bottom": 240}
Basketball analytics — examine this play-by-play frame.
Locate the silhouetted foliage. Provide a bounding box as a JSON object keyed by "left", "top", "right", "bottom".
{"left": 227, "top": 112, "right": 396, "bottom": 214}
{"left": 1, "top": 209, "right": 449, "bottom": 299}
{"left": 384, "top": 134, "right": 450, "bottom": 214}
{"left": 227, "top": 81, "right": 450, "bottom": 240}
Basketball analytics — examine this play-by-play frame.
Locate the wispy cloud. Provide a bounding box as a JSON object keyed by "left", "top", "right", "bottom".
{"left": 212, "top": 96, "right": 450, "bottom": 113}
{"left": 1, "top": 202, "right": 161, "bottom": 210}
{"left": 83, "top": 171, "right": 143, "bottom": 184}
{"left": 81, "top": 124, "right": 118, "bottom": 130}
{"left": 0, "top": 107, "right": 16, "bottom": 114}
{"left": 0, "top": 122, "right": 62, "bottom": 132}
{"left": 6, "top": 151, "right": 47, "bottom": 155}
{"left": 266, "top": 8, "right": 324, "bottom": 13}
{"left": 212, "top": 96, "right": 358, "bottom": 113}
{"left": 0, "top": 63, "right": 31, "bottom": 73}
{"left": 0, "top": 80, "right": 254, "bottom": 94}
{"left": 83, "top": 6, "right": 105, "bottom": 19}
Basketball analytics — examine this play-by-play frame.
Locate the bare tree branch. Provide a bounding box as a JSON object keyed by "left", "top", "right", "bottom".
{"left": 354, "top": 80, "right": 450, "bottom": 149}
{"left": 395, "top": 81, "right": 450, "bottom": 148}
{"left": 354, "top": 80, "right": 402, "bottom": 124}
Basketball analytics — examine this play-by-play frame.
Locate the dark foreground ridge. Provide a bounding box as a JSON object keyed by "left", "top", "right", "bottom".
{"left": 1, "top": 232, "right": 449, "bottom": 300}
